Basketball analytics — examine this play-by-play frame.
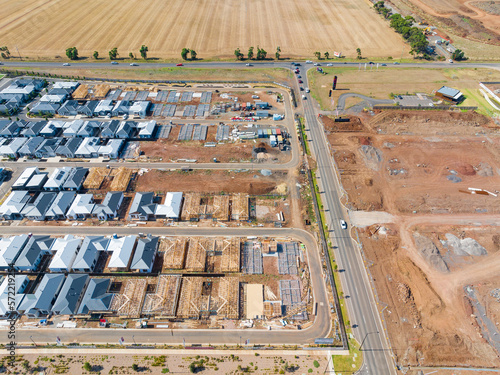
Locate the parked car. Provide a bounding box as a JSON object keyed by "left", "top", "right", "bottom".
{"left": 299, "top": 87, "right": 304, "bottom": 91}
{"left": 176, "top": 63, "right": 183, "bottom": 66}
{"left": 305, "top": 88, "right": 310, "bottom": 93}
{"left": 298, "top": 75, "right": 301, "bottom": 78}
{"left": 340, "top": 220, "right": 347, "bottom": 229}
{"left": 298, "top": 80, "right": 303, "bottom": 84}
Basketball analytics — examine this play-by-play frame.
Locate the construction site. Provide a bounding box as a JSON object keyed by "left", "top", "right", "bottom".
{"left": 324, "top": 109, "right": 500, "bottom": 368}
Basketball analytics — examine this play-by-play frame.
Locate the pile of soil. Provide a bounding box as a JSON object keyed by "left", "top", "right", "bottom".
{"left": 413, "top": 233, "right": 449, "bottom": 273}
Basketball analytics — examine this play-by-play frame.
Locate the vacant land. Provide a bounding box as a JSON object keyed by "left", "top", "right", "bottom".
{"left": 135, "top": 169, "right": 289, "bottom": 195}
{"left": 309, "top": 67, "right": 500, "bottom": 115}
{"left": 0, "top": 0, "right": 406, "bottom": 60}
{"left": 325, "top": 110, "right": 500, "bottom": 367}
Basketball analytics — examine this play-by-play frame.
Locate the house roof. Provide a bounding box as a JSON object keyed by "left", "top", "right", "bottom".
{"left": 130, "top": 236, "right": 158, "bottom": 270}
{"left": 77, "top": 100, "right": 99, "bottom": 114}
{"left": 0, "top": 275, "right": 29, "bottom": 315}
{"left": 62, "top": 167, "right": 88, "bottom": 190}
{"left": 21, "top": 121, "right": 47, "bottom": 136}
{"left": 98, "top": 139, "right": 123, "bottom": 156}
{"left": 437, "top": 86, "right": 463, "bottom": 100}
{"left": 0, "top": 190, "right": 31, "bottom": 217}
{"left": 46, "top": 191, "right": 76, "bottom": 217}
{"left": 75, "top": 137, "right": 100, "bottom": 156}
{"left": 25, "top": 173, "right": 48, "bottom": 189}
{"left": 48, "top": 235, "right": 81, "bottom": 270}
{"left": 77, "top": 278, "right": 113, "bottom": 314}
{"left": 53, "top": 81, "right": 80, "bottom": 91}
{"left": 31, "top": 102, "right": 60, "bottom": 112}
{"left": 19, "top": 274, "right": 65, "bottom": 314}
{"left": 51, "top": 274, "right": 89, "bottom": 315}
{"left": 138, "top": 120, "right": 156, "bottom": 136}
{"left": 101, "top": 120, "right": 120, "bottom": 136}
{"left": 0, "top": 235, "right": 30, "bottom": 269}
{"left": 72, "top": 236, "right": 107, "bottom": 270}
{"left": 40, "top": 94, "right": 66, "bottom": 103}
{"left": 48, "top": 88, "right": 71, "bottom": 96}
{"left": 0, "top": 137, "right": 27, "bottom": 155}
{"left": 155, "top": 192, "right": 183, "bottom": 219}
{"left": 76, "top": 120, "right": 99, "bottom": 137}
{"left": 92, "top": 191, "right": 123, "bottom": 217}
{"left": 63, "top": 120, "right": 84, "bottom": 136}
{"left": 35, "top": 137, "right": 63, "bottom": 155}
{"left": 95, "top": 100, "right": 113, "bottom": 112}
{"left": 18, "top": 137, "right": 44, "bottom": 155}
{"left": 14, "top": 235, "right": 54, "bottom": 268}
{"left": 56, "top": 137, "right": 83, "bottom": 155}
{"left": 129, "top": 101, "right": 150, "bottom": 113}
{"left": 44, "top": 167, "right": 72, "bottom": 190}
{"left": 21, "top": 192, "right": 56, "bottom": 218}
{"left": 112, "top": 100, "right": 130, "bottom": 112}
{"left": 58, "top": 100, "right": 79, "bottom": 113}
{"left": 108, "top": 235, "right": 136, "bottom": 269}
{"left": 116, "top": 121, "right": 135, "bottom": 136}
{"left": 129, "top": 192, "right": 154, "bottom": 216}
{"left": 67, "top": 194, "right": 94, "bottom": 217}
{"left": 13, "top": 167, "right": 39, "bottom": 188}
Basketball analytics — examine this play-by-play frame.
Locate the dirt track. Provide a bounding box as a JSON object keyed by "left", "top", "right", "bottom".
{"left": 0, "top": 0, "right": 406, "bottom": 59}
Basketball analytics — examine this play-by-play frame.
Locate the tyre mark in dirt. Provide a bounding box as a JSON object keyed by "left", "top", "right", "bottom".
{"left": 0, "top": 0, "right": 61, "bottom": 32}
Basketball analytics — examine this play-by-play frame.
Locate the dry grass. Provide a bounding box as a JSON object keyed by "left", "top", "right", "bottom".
{"left": 1, "top": 0, "right": 406, "bottom": 59}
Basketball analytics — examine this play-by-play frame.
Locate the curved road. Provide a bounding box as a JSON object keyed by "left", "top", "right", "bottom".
{"left": 0, "top": 227, "right": 331, "bottom": 346}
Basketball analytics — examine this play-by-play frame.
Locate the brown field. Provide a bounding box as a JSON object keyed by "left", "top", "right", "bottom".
{"left": 326, "top": 110, "right": 500, "bottom": 367}
{"left": 0, "top": 0, "right": 406, "bottom": 60}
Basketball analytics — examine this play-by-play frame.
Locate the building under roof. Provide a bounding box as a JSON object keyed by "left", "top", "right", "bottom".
{"left": 51, "top": 274, "right": 89, "bottom": 315}
{"left": 0, "top": 234, "right": 30, "bottom": 270}
{"left": 107, "top": 235, "right": 136, "bottom": 270}
{"left": 130, "top": 236, "right": 158, "bottom": 273}
{"left": 155, "top": 192, "right": 183, "bottom": 220}
{"left": 18, "top": 273, "right": 65, "bottom": 318}
{"left": 77, "top": 278, "right": 113, "bottom": 314}
{"left": 436, "top": 86, "right": 464, "bottom": 102}
{"left": 48, "top": 235, "right": 82, "bottom": 272}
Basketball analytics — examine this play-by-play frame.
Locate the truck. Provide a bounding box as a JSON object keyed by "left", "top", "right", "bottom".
{"left": 270, "top": 135, "right": 277, "bottom": 147}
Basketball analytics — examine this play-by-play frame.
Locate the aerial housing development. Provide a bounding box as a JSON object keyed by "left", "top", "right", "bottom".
{"left": 0, "top": 0, "right": 499, "bottom": 372}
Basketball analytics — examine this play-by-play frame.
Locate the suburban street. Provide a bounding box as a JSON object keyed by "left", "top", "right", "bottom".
{"left": 0, "top": 227, "right": 332, "bottom": 347}
{"left": 299, "top": 68, "right": 396, "bottom": 374}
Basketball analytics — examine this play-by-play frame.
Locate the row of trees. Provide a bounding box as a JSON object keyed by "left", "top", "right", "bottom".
{"left": 65, "top": 45, "right": 150, "bottom": 60}
{"left": 374, "top": 1, "right": 391, "bottom": 18}
{"left": 181, "top": 48, "right": 197, "bottom": 60}
{"left": 0, "top": 46, "right": 10, "bottom": 60}
{"left": 389, "top": 14, "right": 429, "bottom": 56}
{"left": 234, "top": 46, "right": 280, "bottom": 60}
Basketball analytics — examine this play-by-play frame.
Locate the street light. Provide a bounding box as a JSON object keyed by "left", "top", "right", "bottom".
{"left": 359, "top": 331, "right": 379, "bottom": 351}
{"left": 132, "top": 335, "right": 136, "bottom": 345}
{"left": 29, "top": 335, "right": 36, "bottom": 346}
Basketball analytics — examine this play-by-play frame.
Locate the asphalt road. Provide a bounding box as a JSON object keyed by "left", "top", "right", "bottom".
{"left": 299, "top": 68, "right": 396, "bottom": 374}
{"left": 0, "top": 227, "right": 331, "bottom": 346}
{"left": 2, "top": 60, "right": 500, "bottom": 71}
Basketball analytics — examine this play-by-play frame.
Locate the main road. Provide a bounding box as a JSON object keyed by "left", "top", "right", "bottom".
{"left": 0, "top": 227, "right": 332, "bottom": 347}
{"left": 299, "top": 68, "right": 396, "bottom": 374}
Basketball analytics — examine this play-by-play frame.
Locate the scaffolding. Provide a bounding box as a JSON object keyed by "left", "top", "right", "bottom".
{"left": 110, "top": 279, "right": 147, "bottom": 317}
{"left": 161, "top": 238, "right": 188, "bottom": 270}
{"left": 185, "top": 238, "right": 210, "bottom": 272}
{"left": 219, "top": 238, "right": 240, "bottom": 273}
{"left": 231, "top": 194, "right": 249, "bottom": 221}
{"left": 83, "top": 167, "right": 109, "bottom": 189}
{"left": 142, "top": 275, "right": 181, "bottom": 317}
{"left": 217, "top": 277, "right": 240, "bottom": 319}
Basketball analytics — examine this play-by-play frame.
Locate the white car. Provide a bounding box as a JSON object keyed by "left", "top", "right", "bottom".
{"left": 305, "top": 88, "right": 310, "bottom": 93}
{"left": 306, "top": 60, "right": 313, "bottom": 64}
{"left": 313, "top": 63, "right": 318, "bottom": 66}
{"left": 246, "top": 63, "right": 252, "bottom": 66}
{"left": 62, "top": 63, "right": 70, "bottom": 66}
{"left": 448, "top": 59, "right": 453, "bottom": 63}
{"left": 326, "top": 63, "right": 333, "bottom": 66}
{"left": 302, "top": 95, "right": 307, "bottom": 99}
{"left": 111, "top": 61, "right": 118, "bottom": 65}
{"left": 130, "top": 63, "right": 138, "bottom": 66}
{"left": 340, "top": 220, "right": 347, "bottom": 229}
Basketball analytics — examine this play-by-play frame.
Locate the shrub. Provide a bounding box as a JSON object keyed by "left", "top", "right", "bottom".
{"left": 313, "top": 360, "right": 320, "bottom": 368}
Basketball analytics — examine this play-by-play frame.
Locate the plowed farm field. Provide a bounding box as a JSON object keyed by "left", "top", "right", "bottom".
{"left": 0, "top": 0, "right": 406, "bottom": 59}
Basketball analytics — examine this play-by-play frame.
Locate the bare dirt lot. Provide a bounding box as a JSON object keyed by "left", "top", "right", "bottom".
{"left": 0, "top": 0, "right": 406, "bottom": 60}
{"left": 325, "top": 109, "right": 500, "bottom": 367}
{"left": 135, "top": 169, "right": 289, "bottom": 195}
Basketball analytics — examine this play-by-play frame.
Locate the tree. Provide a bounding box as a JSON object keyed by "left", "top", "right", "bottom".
{"left": 181, "top": 48, "right": 190, "bottom": 60}
{"left": 140, "top": 45, "right": 148, "bottom": 59}
{"left": 452, "top": 49, "right": 466, "bottom": 61}
{"left": 129, "top": 52, "right": 135, "bottom": 59}
{"left": 190, "top": 49, "right": 197, "bottom": 60}
{"left": 324, "top": 51, "right": 330, "bottom": 59}
{"left": 109, "top": 47, "right": 119, "bottom": 60}
{"left": 83, "top": 362, "right": 92, "bottom": 372}
{"left": 275, "top": 46, "right": 281, "bottom": 60}
{"left": 65, "top": 47, "right": 78, "bottom": 60}
{"left": 234, "top": 48, "right": 243, "bottom": 60}
{"left": 132, "top": 363, "right": 139, "bottom": 371}
{"left": 356, "top": 48, "right": 362, "bottom": 59}
{"left": 314, "top": 51, "right": 321, "bottom": 59}
{"left": 247, "top": 46, "right": 254, "bottom": 60}
{"left": 256, "top": 47, "right": 267, "bottom": 60}
{"left": 0, "top": 46, "right": 10, "bottom": 59}
{"left": 93, "top": 51, "right": 99, "bottom": 59}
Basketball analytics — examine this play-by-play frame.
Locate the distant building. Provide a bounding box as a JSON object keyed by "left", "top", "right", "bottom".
{"left": 435, "top": 86, "right": 464, "bottom": 103}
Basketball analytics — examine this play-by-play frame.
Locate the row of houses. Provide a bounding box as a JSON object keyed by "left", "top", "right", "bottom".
{"left": 31, "top": 98, "right": 150, "bottom": 118}
{"left": 13, "top": 167, "right": 88, "bottom": 191}
{"left": 0, "top": 273, "right": 113, "bottom": 318}
{"left": 0, "top": 187, "right": 183, "bottom": 222}
{"left": 0, "top": 118, "right": 157, "bottom": 139}
{"left": 0, "top": 79, "right": 47, "bottom": 115}
{"left": 0, "top": 234, "right": 159, "bottom": 273}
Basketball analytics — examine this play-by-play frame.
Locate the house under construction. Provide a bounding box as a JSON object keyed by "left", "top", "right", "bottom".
{"left": 110, "top": 279, "right": 148, "bottom": 318}
{"left": 181, "top": 193, "right": 248, "bottom": 221}
{"left": 142, "top": 275, "right": 182, "bottom": 317}
{"left": 161, "top": 238, "right": 189, "bottom": 270}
